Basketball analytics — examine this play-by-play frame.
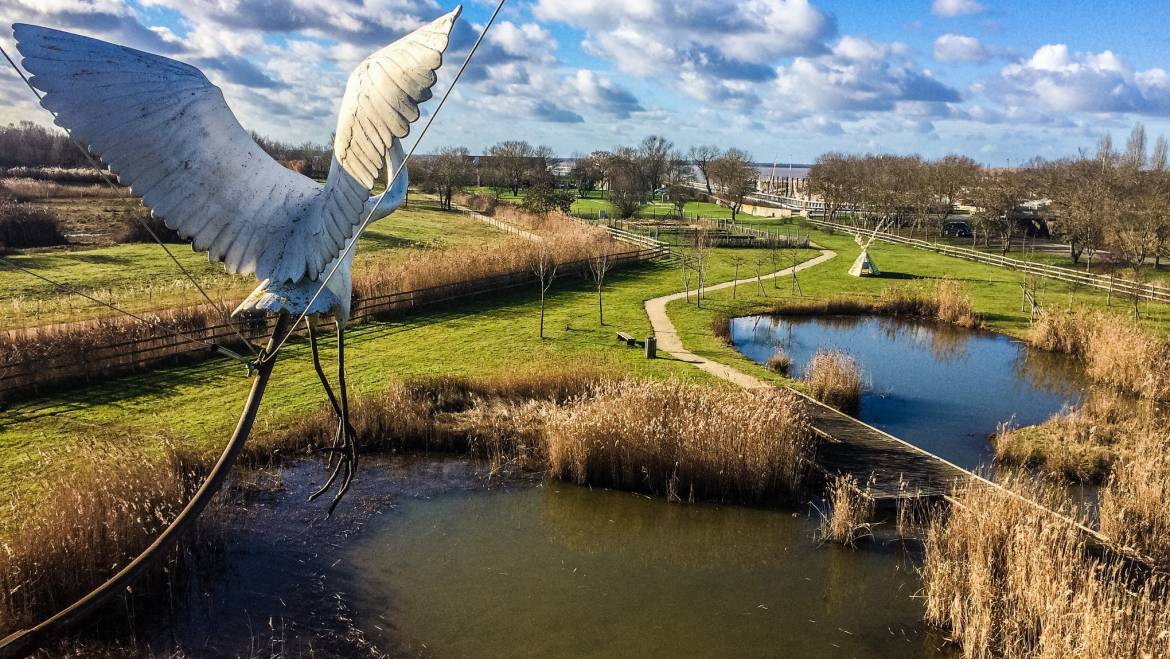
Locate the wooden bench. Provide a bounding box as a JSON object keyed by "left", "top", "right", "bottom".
{"left": 616, "top": 331, "right": 638, "bottom": 347}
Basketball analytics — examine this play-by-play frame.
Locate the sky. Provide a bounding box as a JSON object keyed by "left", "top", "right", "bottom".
{"left": 2, "top": 0, "right": 1170, "bottom": 164}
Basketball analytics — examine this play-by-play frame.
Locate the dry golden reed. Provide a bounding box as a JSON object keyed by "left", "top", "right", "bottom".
{"left": 0, "top": 177, "right": 128, "bottom": 200}
{"left": 0, "top": 438, "right": 216, "bottom": 633}
{"left": 1099, "top": 430, "right": 1170, "bottom": 568}
{"left": 817, "top": 474, "right": 874, "bottom": 546}
{"left": 991, "top": 393, "right": 1133, "bottom": 483}
{"left": 766, "top": 279, "right": 981, "bottom": 329}
{"left": 803, "top": 349, "right": 862, "bottom": 414}
{"left": 765, "top": 347, "right": 793, "bottom": 376}
{"left": 545, "top": 379, "right": 815, "bottom": 502}
{"left": 1028, "top": 308, "right": 1170, "bottom": 400}
{"left": 923, "top": 477, "right": 1170, "bottom": 658}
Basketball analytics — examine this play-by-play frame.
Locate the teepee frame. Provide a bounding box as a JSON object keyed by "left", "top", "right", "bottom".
{"left": 848, "top": 221, "right": 886, "bottom": 277}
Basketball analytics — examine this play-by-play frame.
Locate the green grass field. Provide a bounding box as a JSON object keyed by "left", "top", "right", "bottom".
{"left": 3, "top": 208, "right": 1169, "bottom": 509}
{"left": 0, "top": 201, "right": 507, "bottom": 329}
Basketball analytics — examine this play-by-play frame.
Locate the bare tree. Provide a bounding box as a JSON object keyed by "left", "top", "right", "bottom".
{"left": 731, "top": 255, "right": 745, "bottom": 299}
{"left": 638, "top": 135, "right": 674, "bottom": 193}
{"left": 532, "top": 242, "right": 560, "bottom": 338}
{"left": 587, "top": 244, "right": 612, "bottom": 325}
{"left": 607, "top": 147, "right": 646, "bottom": 218}
{"left": 416, "top": 146, "right": 473, "bottom": 210}
{"left": 709, "top": 148, "right": 756, "bottom": 222}
{"left": 693, "top": 228, "right": 711, "bottom": 308}
{"left": 664, "top": 151, "right": 695, "bottom": 217}
{"left": 688, "top": 144, "right": 721, "bottom": 194}
{"left": 486, "top": 140, "right": 536, "bottom": 196}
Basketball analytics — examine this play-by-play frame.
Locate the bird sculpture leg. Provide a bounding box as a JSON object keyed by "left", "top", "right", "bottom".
{"left": 306, "top": 316, "right": 347, "bottom": 474}
{"left": 307, "top": 318, "right": 357, "bottom": 515}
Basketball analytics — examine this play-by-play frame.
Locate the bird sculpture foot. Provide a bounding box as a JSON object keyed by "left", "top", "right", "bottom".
{"left": 306, "top": 317, "right": 358, "bottom": 516}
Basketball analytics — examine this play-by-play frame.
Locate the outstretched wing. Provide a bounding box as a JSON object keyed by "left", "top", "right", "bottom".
{"left": 14, "top": 24, "right": 324, "bottom": 281}
{"left": 328, "top": 6, "right": 460, "bottom": 190}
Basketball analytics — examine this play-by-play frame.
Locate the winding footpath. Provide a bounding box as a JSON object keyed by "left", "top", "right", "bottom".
{"left": 643, "top": 248, "right": 836, "bottom": 390}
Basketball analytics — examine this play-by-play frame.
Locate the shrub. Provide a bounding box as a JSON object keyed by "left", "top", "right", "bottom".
{"left": 803, "top": 350, "right": 863, "bottom": 414}
{"left": 0, "top": 199, "right": 66, "bottom": 251}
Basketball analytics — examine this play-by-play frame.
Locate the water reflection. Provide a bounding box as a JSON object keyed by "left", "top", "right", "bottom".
{"left": 731, "top": 315, "right": 1089, "bottom": 470}
{"left": 349, "top": 481, "right": 953, "bottom": 658}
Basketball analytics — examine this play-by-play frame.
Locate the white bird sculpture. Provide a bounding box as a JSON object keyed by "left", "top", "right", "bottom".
{"left": 12, "top": 7, "right": 462, "bottom": 510}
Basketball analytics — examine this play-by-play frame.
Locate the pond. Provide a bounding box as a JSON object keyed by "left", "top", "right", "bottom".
{"left": 117, "top": 457, "right": 952, "bottom": 658}
{"left": 730, "top": 314, "right": 1088, "bottom": 470}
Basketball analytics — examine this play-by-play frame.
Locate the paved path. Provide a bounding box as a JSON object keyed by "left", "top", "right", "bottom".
{"left": 643, "top": 249, "right": 836, "bottom": 390}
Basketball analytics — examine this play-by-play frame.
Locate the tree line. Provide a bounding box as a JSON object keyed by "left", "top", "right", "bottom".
{"left": 808, "top": 123, "right": 1170, "bottom": 280}
{"left": 411, "top": 136, "right": 759, "bottom": 221}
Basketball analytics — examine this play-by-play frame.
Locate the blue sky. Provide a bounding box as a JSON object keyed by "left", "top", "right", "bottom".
{"left": 3, "top": 0, "right": 1170, "bottom": 164}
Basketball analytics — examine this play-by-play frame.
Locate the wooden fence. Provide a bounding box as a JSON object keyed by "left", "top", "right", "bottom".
{"left": 805, "top": 217, "right": 1170, "bottom": 304}
{"left": 0, "top": 247, "right": 666, "bottom": 404}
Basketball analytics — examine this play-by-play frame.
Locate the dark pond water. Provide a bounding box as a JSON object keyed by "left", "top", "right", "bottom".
{"left": 108, "top": 456, "right": 951, "bottom": 658}
{"left": 730, "top": 315, "right": 1088, "bottom": 470}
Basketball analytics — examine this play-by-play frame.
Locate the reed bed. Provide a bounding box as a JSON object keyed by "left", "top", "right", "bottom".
{"left": 803, "top": 350, "right": 862, "bottom": 414}
{"left": 817, "top": 474, "right": 874, "bottom": 546}
{"left": 0, "top": 177, "right": 127, "bottom": 200}
{"left": 765, "top": 279, "right": 981, "bottom": 329}
{"left": 923, "top": 478, "right": 1170, "bottom": 658}
{"left": 1028, "top": 308, "right": 1170, "bottom": 401}
{"left": 711, "top": 312, "right": 733, "bottom": 345}
{"left": 1099, "top": 430, "right": 1170, "bottom": 568}
{"left": 545, "top": 380, "right": 815, "bottom": 502}
{"left": 0, "top": 437, "right": 220, "bottom": 634}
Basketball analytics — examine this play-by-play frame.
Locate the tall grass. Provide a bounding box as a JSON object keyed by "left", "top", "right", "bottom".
{"left": 0, "top": 437, "right": 218, "bottom": 634}
{"left": 2, "top": 168, "right": 110, "bottom": 184}
{"left": 0, "top": 199, "right": 66, "bottom": 251}
{"left": 923, "top": 478, "right": 1170, "bottom": 658}
{"left": 545, "top": 380, "right": 815, "bottom": 501}
{"left": 1029, "top": 308, "right": 1170, "bottom": 401}
{"left": 803, "top": 350, "right": 862, "bottom": 414}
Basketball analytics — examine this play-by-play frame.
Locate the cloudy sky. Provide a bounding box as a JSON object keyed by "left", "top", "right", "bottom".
{"left": 2, "top": 0, "right": 1170, "bottom": 164}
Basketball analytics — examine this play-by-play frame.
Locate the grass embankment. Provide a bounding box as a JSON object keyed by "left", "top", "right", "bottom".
{"left": 0, "top": 200, "right": 507, "bottom": 330}
{"left": 1, "top": 369, "right": 813, "bottom": 635}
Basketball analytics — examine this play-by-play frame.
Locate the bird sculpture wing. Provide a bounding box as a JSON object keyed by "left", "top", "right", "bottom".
{"left": 13, "top": 7, "right": 459, "bottom": 284}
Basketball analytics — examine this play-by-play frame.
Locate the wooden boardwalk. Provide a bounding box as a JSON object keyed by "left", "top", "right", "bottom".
{"left": 801, "top": 394, "right": 973, "bottom": 500}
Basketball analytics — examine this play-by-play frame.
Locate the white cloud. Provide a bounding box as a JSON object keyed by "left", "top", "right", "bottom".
{"left": 995, "top": 44, "right": 1170, "bottom": 116}
{"left": 931, "top": 0, "right": 986, "bottom": 18}
{"left": 535, "top": 0, "right": 834, "bottom": 103}
{"left": 771, "top": 37, "right": 960, "bottom": 116}
{"left": 933, "top": 33, "right": 989, "bottom": 63}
